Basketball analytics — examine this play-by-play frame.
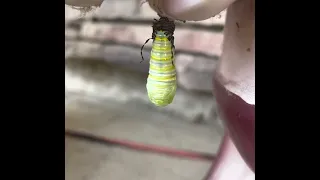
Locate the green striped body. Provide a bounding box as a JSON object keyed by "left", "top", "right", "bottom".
{"left": 146, "top": 31, "right": 177, "bottom": 107}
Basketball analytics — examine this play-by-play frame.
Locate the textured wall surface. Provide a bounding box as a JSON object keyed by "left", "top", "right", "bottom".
{"left": 65, "top": 3, "right": 226, "bottom": 180}
{"left": 65, "top": 1, "right": 226, "bottom": 124}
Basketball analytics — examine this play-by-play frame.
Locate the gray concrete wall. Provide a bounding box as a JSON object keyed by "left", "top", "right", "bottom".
{"left": 65, "top": 1, "right": 226, "bottom": 125}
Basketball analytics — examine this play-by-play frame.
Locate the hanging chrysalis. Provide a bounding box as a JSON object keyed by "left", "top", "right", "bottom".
{"left": 140, "top": 16, "right": 177, "bottom": 107}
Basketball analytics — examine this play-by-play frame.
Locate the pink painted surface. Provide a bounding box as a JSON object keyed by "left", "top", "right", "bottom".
{"left": 205, "top": 72, "right": 255, "bottom": 180}
{"left": 213, "top": 75, "right": 255, "bottom": 171}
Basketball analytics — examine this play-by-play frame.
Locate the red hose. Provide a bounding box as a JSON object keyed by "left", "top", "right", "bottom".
{"left": 65, "top": 129, "right": 216, "bottom": 161}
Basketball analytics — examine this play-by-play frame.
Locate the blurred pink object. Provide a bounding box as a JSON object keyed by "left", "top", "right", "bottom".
{"left": 212, "top": 74, "right": 255, "bottom": 171}
{"left": 147, "top": 0, "right": 236, "bottom": 21}
{"left": 212, "top": 0, "right": 255, "bottom": 174}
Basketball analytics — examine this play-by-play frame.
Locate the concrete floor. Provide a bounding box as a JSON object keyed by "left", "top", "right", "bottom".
{"left": 65, "top": 94, "right": 223, "bottom": 180}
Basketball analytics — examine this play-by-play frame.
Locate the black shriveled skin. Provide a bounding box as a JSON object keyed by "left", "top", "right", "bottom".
{"left": 140, "top": 16, "right": 176, "bottom": 64}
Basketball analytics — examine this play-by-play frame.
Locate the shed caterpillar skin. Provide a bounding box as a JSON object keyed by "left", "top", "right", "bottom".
{"left": 140, "top": 17, "right": 176, "bottom": 107}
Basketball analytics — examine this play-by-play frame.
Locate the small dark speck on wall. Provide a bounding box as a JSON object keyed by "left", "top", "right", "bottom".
{"left": 247, "top": 48, "right": 251, "bottom": 52}
{"left": 236, "top": 22, "right": 240, "bottom": 32}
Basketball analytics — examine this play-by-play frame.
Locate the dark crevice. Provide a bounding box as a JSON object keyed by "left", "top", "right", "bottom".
{"left": 65, "top": 37, "right": 220, "bottom": 61}
{"left": 66, "top": 17, "right": 224, "bottom": 32}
